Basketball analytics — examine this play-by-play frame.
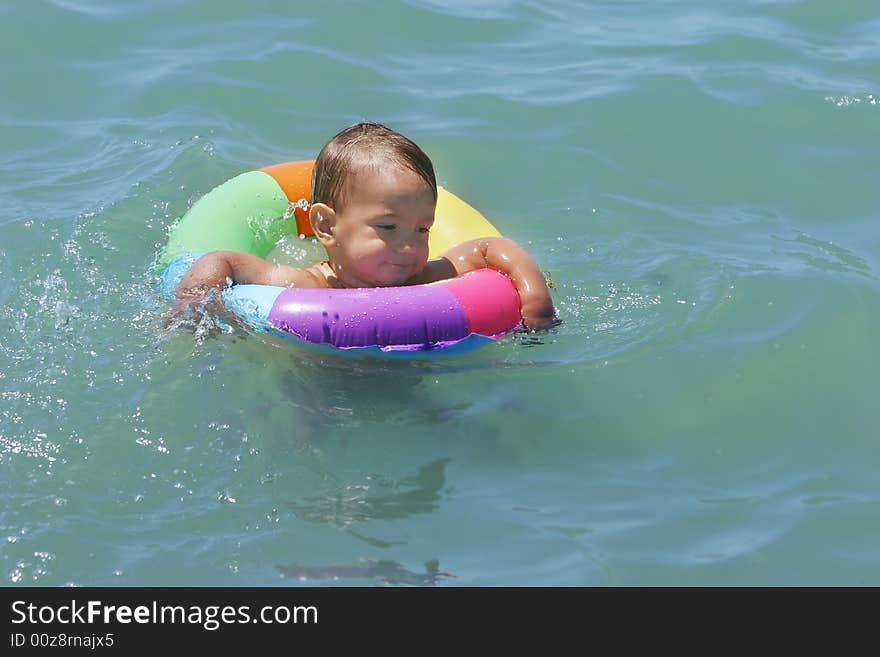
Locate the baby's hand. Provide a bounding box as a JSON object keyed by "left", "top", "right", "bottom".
{"left": 520, "top": 298, "right": 559, "bottom": 331}
{"left": 164, "top": 295, "right": 206, "bottom": 330}
{"left": 164, "top": 293, "right": 243, "bottom": 339}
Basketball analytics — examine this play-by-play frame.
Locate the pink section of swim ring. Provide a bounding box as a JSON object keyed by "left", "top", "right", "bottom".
{"left": 441, "top": 268, "right": 522, "bottom": 337}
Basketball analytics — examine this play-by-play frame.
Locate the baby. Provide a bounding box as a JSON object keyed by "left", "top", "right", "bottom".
{"left": 176, "top": 121, "right": 557, "bottom": 330}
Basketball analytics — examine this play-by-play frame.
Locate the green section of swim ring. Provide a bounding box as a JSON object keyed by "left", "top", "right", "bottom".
{"left": 156, "top": 170, "right": 296, "bottom": 270}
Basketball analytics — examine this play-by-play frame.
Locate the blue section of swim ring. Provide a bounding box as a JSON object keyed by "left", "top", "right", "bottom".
{"left": 257, "top": 327, "right": 495, "bottom": 359}
{"left": 222, "top": 284, "right": 280, "bottom": 332}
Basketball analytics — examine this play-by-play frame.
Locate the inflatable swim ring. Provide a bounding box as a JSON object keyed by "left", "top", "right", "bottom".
{"left": 157, "top": 160, "right": 522, "bottom": 354}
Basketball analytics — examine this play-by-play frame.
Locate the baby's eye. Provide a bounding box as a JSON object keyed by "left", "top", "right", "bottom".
{"left": 418, "top": 226, "right": 430, "bottom": 234}
{"left": 376, "top": 224, "right": 396, "bottom": 231}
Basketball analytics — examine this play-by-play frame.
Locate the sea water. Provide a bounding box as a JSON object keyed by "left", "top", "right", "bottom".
{"left": 1, "top": 0, "right": 878, "bottom": 586}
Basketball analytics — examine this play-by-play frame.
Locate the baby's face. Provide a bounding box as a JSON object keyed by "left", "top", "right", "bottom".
{"left": 329, "top": 166, "right": 435, "bottom": 287}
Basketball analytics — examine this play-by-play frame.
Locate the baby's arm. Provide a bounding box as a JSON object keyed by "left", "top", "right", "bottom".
{"left": 432, "top": 237, "right": 557, "bottom": 330}
{"left": 175, "top": 250, "right": 321, "bottom": 302}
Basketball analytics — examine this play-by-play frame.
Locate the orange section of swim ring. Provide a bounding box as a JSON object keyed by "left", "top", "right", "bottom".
{"left": 260, "top": 160, "right": 316, "bottom": 236}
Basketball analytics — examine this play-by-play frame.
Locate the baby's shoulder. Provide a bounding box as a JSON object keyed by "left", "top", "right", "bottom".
{"left": 267, "top": 262, "right": 330, "bottom": 289}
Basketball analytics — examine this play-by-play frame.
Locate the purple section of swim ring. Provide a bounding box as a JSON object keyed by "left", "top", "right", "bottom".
{"left": 267, "top": 283, "right": 469, "bottom": 348}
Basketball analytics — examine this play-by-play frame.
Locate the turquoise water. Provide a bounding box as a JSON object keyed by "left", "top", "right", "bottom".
{"left": 2, "top": 0, "right": 878, "bottom": 586}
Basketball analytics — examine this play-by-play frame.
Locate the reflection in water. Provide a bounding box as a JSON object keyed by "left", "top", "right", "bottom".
{"left": 277, "top": 558, "right": 454, "bottom": 586}
{"left": 289, "top": 458, "right": 449, "bottom": 526}
{"left": 778, "top": 232, "right": 873, "bottom": 278}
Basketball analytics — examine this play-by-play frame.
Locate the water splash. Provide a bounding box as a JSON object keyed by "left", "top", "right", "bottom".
{"left": 824, "top": 94, "right": 878, "bottom": 107}
{"left": 282, "top": 198, "right": 310, "bottom": 220}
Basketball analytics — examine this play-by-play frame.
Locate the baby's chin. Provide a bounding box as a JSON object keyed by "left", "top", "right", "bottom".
{"left": 342, "top": 271, "right": 413, "bottom": 288}
{"left": 337, "top": 261, "right": 426, "bottom": 288}
{"left": 378, "top": 264, "right": 422, "bottom": 286}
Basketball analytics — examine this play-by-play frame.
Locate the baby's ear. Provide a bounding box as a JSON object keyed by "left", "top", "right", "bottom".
{"left": 309, "top": 203, "right": 337, "bottom": 246}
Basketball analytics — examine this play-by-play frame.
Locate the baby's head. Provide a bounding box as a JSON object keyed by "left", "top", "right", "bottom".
{"left": 311, "top": 121, "right": 436, "bottom": 209}
{"left": 308, "top": 122, "right": 438, "bottom": 288}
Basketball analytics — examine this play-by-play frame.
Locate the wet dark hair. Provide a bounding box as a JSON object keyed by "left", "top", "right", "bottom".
{"left": 311, "top": 121, "right": 437, "bottom": 210}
